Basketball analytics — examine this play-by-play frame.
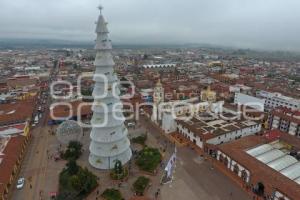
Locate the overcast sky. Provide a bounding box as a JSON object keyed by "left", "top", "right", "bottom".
{"left": 1, "top": 0, "right": 300, "bottom": 51}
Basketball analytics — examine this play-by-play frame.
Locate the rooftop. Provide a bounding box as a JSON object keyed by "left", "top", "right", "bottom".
{"left": 246, "top": 140, "right": 300, "bottom": 185}
{"left": 219, "top": 130, "right": 300, "bottom": 199}
{"left": 0, "top": 100, "right": 35, "bottom": 126}
{"left": 0, "top": 135, "right": 26, "bottom": 196}
{"left": 177, "top": 112, "right": 259, "bottom": 140}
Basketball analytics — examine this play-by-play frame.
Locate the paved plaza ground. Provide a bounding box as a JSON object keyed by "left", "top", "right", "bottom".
{"left": 11, "top": 116, "right": 251, "bottom": 200}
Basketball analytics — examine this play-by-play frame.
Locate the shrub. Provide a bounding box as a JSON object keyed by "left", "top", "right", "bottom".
{"left": 58, "top": 160, "right": 98, "bottom": 200}
{"left": 133, "top": 176, "right": 150, "bottom": 196}
{"left": 102, "top": 188, "right": 124, "bottom": 200}
{"left": 131, "top": 134, "right": 147, "bottom": 146}
{"left": 136, "top": 147, "right": 162, "bottom": 173}
{"left": 62, "top": 141, "right": 83, "bottom": 160}
{"left": 110, "top": 160, "right": 128, "bottom": 180}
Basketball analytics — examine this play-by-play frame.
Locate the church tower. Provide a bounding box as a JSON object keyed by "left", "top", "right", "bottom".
{"left": 153, "top": 79, "right": 164, "bottom": 104}
{"left": 151, "top": 79, "right": 164, "bottom": 123}
{"left": 89, "top": 6, "right": 132, "bottom": 169}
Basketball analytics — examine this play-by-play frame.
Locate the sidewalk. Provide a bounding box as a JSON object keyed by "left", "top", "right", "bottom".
{"left": 212, "top": 159, "right": 263, "bottom": 200}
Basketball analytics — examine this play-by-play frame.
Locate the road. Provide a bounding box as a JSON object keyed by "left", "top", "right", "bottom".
{"left": 12, "top": 61, "right": 62, "bottom": 200}
{"left": 140, "top": 116, "right": 251, "bottom": 200}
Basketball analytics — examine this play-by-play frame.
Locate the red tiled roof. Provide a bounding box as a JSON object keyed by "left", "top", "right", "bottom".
{"left": 0, "top": 100, "right": 35, "bottom": 125}
{"left": 49, "top": 101, "right": 92, "bottom": 120}
{"left": 271, "top": 107, "right": 300, "bottom": 124}
{"left": 0, "top": 136, "right": 26, "bottom": 195}
{"left": 218, "top": 132, "right": 300, "bottom": 199}
{"left": 264, "top": 129, "right": 281, "bottom": 141}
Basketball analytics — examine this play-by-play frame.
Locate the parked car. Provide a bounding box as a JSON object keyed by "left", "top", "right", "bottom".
{"left": 16, "top": 178, "right": 25, "bottom": 189}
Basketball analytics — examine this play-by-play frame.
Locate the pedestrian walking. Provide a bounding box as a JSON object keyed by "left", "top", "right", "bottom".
{"left": 155, "top": 191, "right": 159, "bottom": 199}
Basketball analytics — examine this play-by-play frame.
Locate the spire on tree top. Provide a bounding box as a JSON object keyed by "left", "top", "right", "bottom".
{"left": 98, "top": 5, "right": 103, "bottom": 14}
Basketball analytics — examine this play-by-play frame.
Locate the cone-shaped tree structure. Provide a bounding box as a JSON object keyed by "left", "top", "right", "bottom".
{"left": 89, "top": 6, "right": 132, "bottom": 169}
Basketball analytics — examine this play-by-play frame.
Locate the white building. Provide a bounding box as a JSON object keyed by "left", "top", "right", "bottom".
{"left": 234, "top": 93, "right": 265, "bottom": 111}
{"left": 159, "top": 99, "right": 261, "bottom": 151}
{"left": 89, "top": 7, "right": 132, "bottom": 170}
{"left": 142, "top": 64, "right": 176, "bottom": 69}
{"left": 256, "top": 90, "right": 300, "bottom": 111}
{"left": 161, "top": 100, "right": 224, "bottom": 133}
{"left": 229, "top": 84, "right": 252, "bottom": 94}
{"left": 176, "top": 115, "right": 261, "bottom": 152}
{"left": 151, "top": 80, "right": 164, "bottom": 123}
{"left": 269, "top": 107, "right": 300, "bottom": 137}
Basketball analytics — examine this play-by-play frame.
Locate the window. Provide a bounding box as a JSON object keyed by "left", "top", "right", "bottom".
{"left": 219, "top": 154, "right": 224, "bottom": 162}
{"left": 224, "top": 157, "right": 229, "bottom": 167}
{"left": 241, "top": 170, "right": 248, "bottom": 182}
{"left": 233, "top": 164, "right": 239, "bottom": 174}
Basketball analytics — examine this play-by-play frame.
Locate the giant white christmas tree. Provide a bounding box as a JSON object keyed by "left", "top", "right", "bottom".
{"left": 89, "top": 6, "right": 132, "bottom": 169}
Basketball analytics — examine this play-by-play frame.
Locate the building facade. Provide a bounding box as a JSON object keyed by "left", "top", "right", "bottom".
{"left": 256, "top": 90, "right": 300, "bottom": 111}
{"left": 216, "top": 132, "right": 300, "bottom": 200}
{"left": 268, "top": 107, "right": 300, "bottom": 137}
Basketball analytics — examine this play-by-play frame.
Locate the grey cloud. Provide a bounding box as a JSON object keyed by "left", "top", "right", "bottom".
{"left": 0, "top": 0, "right": 300, "bottom": 51}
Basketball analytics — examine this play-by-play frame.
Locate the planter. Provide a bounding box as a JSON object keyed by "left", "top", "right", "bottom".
{"left": 140, "top": 165, "right": 159, "bottom": 176}
{"left": 132, "top": 176, "right": 151, "bottom": 196}
{"left": 110, "top": 167, "right": 129, "bottom": 182}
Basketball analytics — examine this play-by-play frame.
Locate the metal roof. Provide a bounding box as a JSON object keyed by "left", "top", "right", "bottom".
{"left": 268, "top": 155, "right": 298, "bottom": 171}
{"left": 256, "top": 149, "right": 285, "bottom": 164}
{"left": 294, "top": 177, "right": 300, "bottom": 184}
{"left": 246, "top": 144, "right": 273, "bottom": 157}
{"left": 246, "top": 142, "right": 300, "bottom": 185}
{"left": 281, "top": 162, "right": 300, "bottom": 181}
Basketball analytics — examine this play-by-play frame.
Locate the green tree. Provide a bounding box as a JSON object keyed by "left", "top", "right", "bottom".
{"left": 133, "top": 176, "right": 150, "bottom": 196}
{"left": 66, "top": 159, "right": 79, "bottom": 175}
{"left": 70, "top": 175, "right": 81, "bottom": 191}
{"left": 102, "top": 189, "right": 123, "bottom": 200}
{"left": 136, "top": 147, "right": 162, "bottom": 173}
{"left": 64, "top": 141, "right": 83, "bottom": 160}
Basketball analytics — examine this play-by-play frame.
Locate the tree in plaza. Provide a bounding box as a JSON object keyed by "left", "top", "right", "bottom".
{"left": 70, "top": 175, "right": 81, "bottom": 191}
{"left": 63, "top": 141, "right": 83, "bottom": 160}
{"left": 133, "top": 176, "right": 150, "bottom": 196}
{"left": 102, "top": 188, "right": 123, "bottom": 200}
{"left": 66, "top": 159, "right": 79, "bottom": 175}
{"left": 136, "top": 147, "right": 162, "bottom": 173}
{"left": 79, "top": 167, "right": 98, "bottom": 194}
{"left": 59, "top": 162, "right": 98, "bottom": 199}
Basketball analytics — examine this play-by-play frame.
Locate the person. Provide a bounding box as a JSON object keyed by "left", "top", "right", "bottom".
{"left": 155, "top": 191, "right": 159, "bottom": 199}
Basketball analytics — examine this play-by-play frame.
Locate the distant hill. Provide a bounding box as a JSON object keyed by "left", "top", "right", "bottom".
{"left": 0, "top": 38, "right": 93, "bottom": 49}
{"left": 1, "top": 38, "right": 300, "bottom": 61}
